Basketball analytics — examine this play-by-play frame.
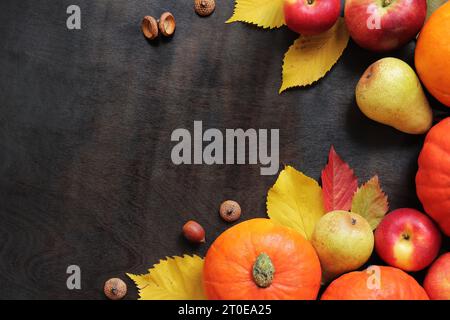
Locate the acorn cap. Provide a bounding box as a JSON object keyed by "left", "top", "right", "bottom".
{"left": 158, "top": 12, "right": 176, "bottom": 37}
{"left": 104, "top": 278, "right": 127, "bottom": 300}
{"left": 219, "top": 200, "right": 242, "bottom": 222}
{"left": 141, "top": 16, "right": 158, "bottom": 40}
{"left": 195, "top": 0, "right": 215, "bottom": 17}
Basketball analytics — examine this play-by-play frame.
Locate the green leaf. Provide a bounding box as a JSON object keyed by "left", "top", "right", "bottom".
{"left": 351, "top": 176, "right": 389, "bottom": 230}
{"left": 427, "top": 0, "right": 448, "bottom": 20}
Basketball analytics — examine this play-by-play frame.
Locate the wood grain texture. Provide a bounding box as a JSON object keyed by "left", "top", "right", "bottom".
{"left": 0, "top": 0, "right": 448, "bottom": 299}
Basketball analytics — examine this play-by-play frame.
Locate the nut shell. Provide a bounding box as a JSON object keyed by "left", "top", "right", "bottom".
{"left": 183, "top": 220, "right": 206, "bottom": 243}
{"left": 141, "top": 16, "right": 158, "bottom": 40}
{"left": 219, "top": 200, "right": 241, "bottom": 222}
{"left": 195, "top": 0, "right": 215, "bottom": 17}
{"left": 158, "top": 12, "right": 176, "bottom": 37}
{"left": 104, "top": 278, "right": 127, "bottom": 300}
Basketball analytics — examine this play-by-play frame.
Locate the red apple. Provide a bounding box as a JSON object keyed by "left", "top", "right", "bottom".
{"left": 284, "top": 0, "right": 341, "bottom": 35}
{"left": 375, "top": 208, "right": 441, "bottom": 272}
{"left": 344, "top": 0, "right": 427, "bottom": 52}
{"left": 424, "top": 253, "right": 450, "bottom": 300}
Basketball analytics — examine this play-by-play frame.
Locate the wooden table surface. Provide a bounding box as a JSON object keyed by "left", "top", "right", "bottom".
{"left": 0, "top": 0, "right": 448, "bottom": 299}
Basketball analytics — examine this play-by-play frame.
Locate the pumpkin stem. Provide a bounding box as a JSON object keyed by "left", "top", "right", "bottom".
{"left": 252, "top": 253, "right": 275, "bottom": 288}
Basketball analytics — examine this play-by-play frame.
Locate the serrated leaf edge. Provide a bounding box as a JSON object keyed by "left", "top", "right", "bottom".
{"left": 279, "top": 20, "right": 350, "bottom": 93}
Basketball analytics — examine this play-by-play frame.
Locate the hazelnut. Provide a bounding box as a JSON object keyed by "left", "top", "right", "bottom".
{"left": 219, "top": 200, "right": 241, "bottom": 222}
{"left": 195, "top": 0, "right": 215, "bottom": 17}
{"left": 104, "top": 278, "right": 127, "bottom": 300}
{"left": 158, "top": 12, "right": 176, "bottom": 37}
{"left": 141, "top": 16, "right": 158, "bottom": 40}
{"left": 183, "top": 220, "right": 206, "bottom": 243}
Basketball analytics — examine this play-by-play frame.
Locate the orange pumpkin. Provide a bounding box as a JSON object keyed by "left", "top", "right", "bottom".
{"left": 321, "top": 266, "right": 429, "bottom": 300}
{"left": 416, "top": 118, "right": 450, "bottom": 236}
{"left": 203, "top": 218, "right": 321, "bottom": 300}
{"left": 415, "top": 1, "right": 450, "bottom": 107}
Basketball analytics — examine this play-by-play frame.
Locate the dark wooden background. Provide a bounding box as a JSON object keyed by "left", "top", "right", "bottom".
{"left": 0, "top": 0, "right": 448, "bottom": 299}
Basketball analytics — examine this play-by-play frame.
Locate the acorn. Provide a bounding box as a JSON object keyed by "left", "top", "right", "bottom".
{"left": 158, "top": 12, "right": 176, "bottom": 37}
{"left": 141, "top": 16, "right": 158, "bottom": 40}
{"left": 183, "top": 220, "right": 206, "bottom": 243}
{"left": 195, "top": 0, "right": 215, "bottom": 17}
{"left": 104, "top": 278, "right": 127, "bottom": 300}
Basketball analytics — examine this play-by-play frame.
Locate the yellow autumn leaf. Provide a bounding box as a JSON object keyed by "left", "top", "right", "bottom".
{"left": 127, "top": 255, "right": 206, "bottom": 300}
{"left": 267, "top": 165, "right": 325, "bottom": 240}
{"left": 226, "top": 0, "right": 285, "bottom": 29}
{"left": 280, "top": 18, "right": 349, "bottom": 93}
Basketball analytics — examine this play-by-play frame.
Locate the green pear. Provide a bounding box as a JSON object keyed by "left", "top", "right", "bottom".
{"left": 356, "top": 57, "right": 433, "bottom": 134}
{"left": 311, "top": 210, "right": 374, "bottom": 282}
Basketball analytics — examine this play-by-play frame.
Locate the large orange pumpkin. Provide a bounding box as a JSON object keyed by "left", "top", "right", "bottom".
{"left": 415, "top": 1, "right": 450, "bottom": 107}
{"left": 203, "top": 218, "right": 321, "bottom": 300}
{"left": 416, "top": 118, "right": 450, "bottom": 236}
{"left": 321, "top": 266, "right": 429, "bottom": 300}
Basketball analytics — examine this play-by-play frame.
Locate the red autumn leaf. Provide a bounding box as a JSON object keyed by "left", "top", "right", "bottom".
{"left": 321, "top": 146, "right": 358, "bottom": 212}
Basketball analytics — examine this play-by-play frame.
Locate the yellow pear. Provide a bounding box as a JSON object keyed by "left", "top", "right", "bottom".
{"left": 356, "top": 57, "right": 433, "bottom": 134}
{"left": 311, "top": 210, "right": 374, "bottom": 282}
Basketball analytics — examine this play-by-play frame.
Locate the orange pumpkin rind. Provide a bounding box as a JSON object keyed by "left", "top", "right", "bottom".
{"left": 203, "top": 218, "right": 322, "bottom": 300}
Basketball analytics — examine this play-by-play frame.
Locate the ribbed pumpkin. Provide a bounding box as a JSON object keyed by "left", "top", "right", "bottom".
{"left": 416, "top": 118, "right": 450, "bottom": 236}
{"left": 203, "top": 218, "right": 322, "bottom": 300}
{"left": 321, "top": 266, "right": 429, "bottom": 300}
{"left": 415, "top": 1, "right": 450, "bottom": 107}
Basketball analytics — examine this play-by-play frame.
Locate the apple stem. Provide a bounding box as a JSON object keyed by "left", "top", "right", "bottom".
{"left": 307, "top": 0, "right": 314, "bottom": 5}
{"left": 382, "top": 0, "right": 392, "bottom": 7}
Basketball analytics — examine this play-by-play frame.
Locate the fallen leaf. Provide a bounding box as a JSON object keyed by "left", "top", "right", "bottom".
{"left": 267, "top": 165, "right": 325, "bottom": 240}
{"left": 280, "top": 18, "right": 349, "bottom": 92}
{"left": 127, "top": 255, "right": 206, "bottom": 300}
{"left": 321, "top": 146, "right": 358, "bottom": 212}
{"left": 351, "top": 176, "right": 389, "bottom": 230}
{"left": 427, "top": 0, "right": 448, "bottom": 20}
{"left": 226, "top": 0, "right": 285, "bottom": 29}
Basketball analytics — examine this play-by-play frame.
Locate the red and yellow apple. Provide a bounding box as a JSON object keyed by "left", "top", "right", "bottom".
{"left": 375, "top": 208, "right": 441, "bottom": 271}
{"left": 424, "top": 253, "right": 450, "bottom": 300}
{"left": 344, "top": 0, "right": 427, "bottom": 52}
{"left": 284, "top": 0, "right": 341, "bottom": 35}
